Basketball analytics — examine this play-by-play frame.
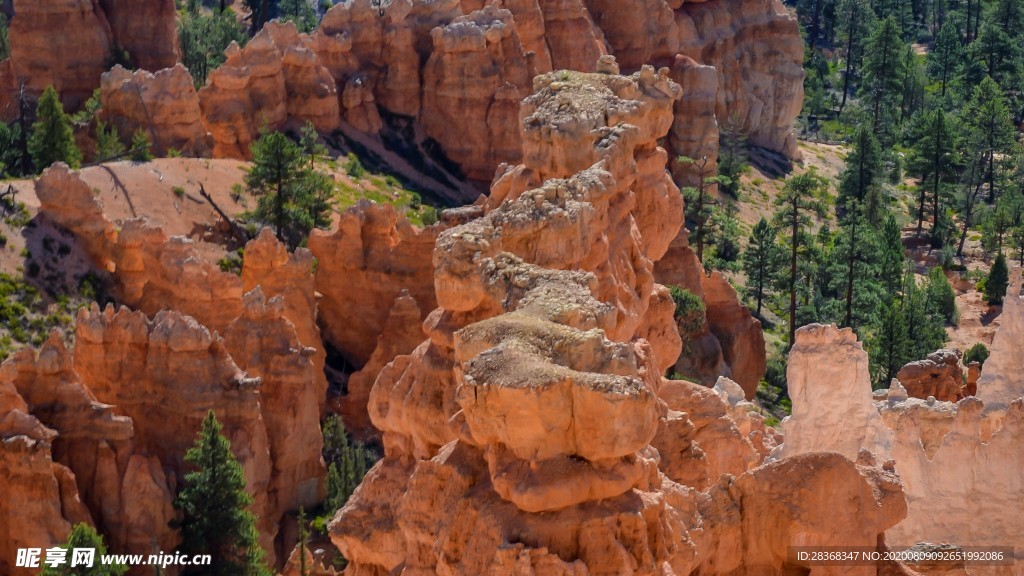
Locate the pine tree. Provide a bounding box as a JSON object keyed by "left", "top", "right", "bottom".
{"left": 178, "top": 5, "right": 249, "bottom": 89}
{"left": 964, "top": 76, "right": 1015, "bottom": 203}
{"left": 925, "top": 266, "right": 957, "bottom": 322}
{"left": 877, "top": 215, "right": 906, "bottom": 293}
{"left": 869, "top": 300, "right": 909, "bottom": 387}
{"left": 129, "top": 129, "right": 153, "bottom": 162}
{"left": 95, "top": 122, "right": 126, "bottom": 162}
{"left": 245, "top": 130, "right": 333, "bottom": 249}
{"left": 964, "top": 22, "right": 1022, "bottom": 92}
{"left": 908, "top": 108, "right": 957, "bottom": 238}
{"left": 40, "top": 523, "right": 127, "bottom": 576}
{"left": 321, "top": 415, "right": 374, "bottom": 515}
{"left": 742, "top": 218, "right": 778, "bottom": 317}
{"left": 0, "top": 14, "right": 9, "bottom": 61}
{"left": 773, "top": 172, "right": 828, "bottom": 349}
{"left": 860, "top": 16, "right": 908, "bottom": 135}
{"left": 28, "top": 86, "right": 81, "bottom": 171}
{"left": 985, "top": 253, "right": 1010, "bottom": 304}
{"left": 279, "top": 0, "right": 320, "bottom": 32}
{"left": 172, "top": 411, "right": 270, "bottom": 576}
{"left": 717, "top": 115, "right": 748, "bottom": 198}
{"left": 838, "top": 125, "right": 883, "bottom": 217}
{"left": 929, "top": 22, "right": 962, "bottom": 96}
{"left": 836, "top": 0, "right": 876, "bottom": 114}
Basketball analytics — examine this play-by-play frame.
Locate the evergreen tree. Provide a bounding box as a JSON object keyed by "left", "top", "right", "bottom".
{"left": 925, "top": 266, "right": 957, "bottom": 322}
{"left": 964, "top": 76, "right": 1015, "bottom": 203}
{"left": 929, "top": 22, "right": 962, "bottom": 97}
{"left": 677, "top": 155, "right": 719, "bottom": 263}
{"left": 245, "top": 130, "right": 334, "bottom": 249}
{"left": 172, "top": 411, "right": 270, "bottom": 576}
{"left": 95, "top": 122, "right": 126, "bottom": 162}
{"left": 28, "top": 86, "right": 81, "bottom": 171}
{"left": 0, "top": 122, "right": 23, "bottom": 178}
{"left": 836, "top": 0, "right": 876, "bottom": 114}
{"left": 40, "top": 523, "right": 127, "bottom": 576}
{"left": 859, "top": 16, "right": 907, "bottom": 135}
{"left": 838, "top": 125, "right": 883, "bottom": 218}
{"left": 0, "top": 14, "right": 9, "bottom": 61}
{"left": 742, "top": 218, "right": 778, "bottom": 318}
{"left": 869, "top": 300, "right": 909, "bottom": 387}
{"left": 717, "top": 116, "right": 748, "bottom": 199}
{"left": 878, "top": 215, "right": 906, "bottom": 293}
{"left": 130, "top": 129, "right": 153, "bottom": 162}
{"left": 963, "top": 22, "right": 1022, "bottom": 93}
{"left": 985, "top": 253, "right": 1010, "bottom": 304}
{"left": 908, "top": 108, "right": 958, "bottom": 238}
{"left": 773, "top": 172, "right": 828, "bottom": 349}
{"left": 244, "top": 0, "right": 279, "bottom": 32}
{"left": 279, "top": 0, "right": 320, "bottom": 32}
{"left": 322, "top": 415, "right": 373, "bottom": 514}
{"left": 178, "top": 5, "right": 249, "bottom": 89}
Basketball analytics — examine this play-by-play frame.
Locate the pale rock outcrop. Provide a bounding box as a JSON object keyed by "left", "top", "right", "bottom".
{"left": 783, "top": 320, "right": 1024, "bottom": 566}
{"left": 896, "top": 348, "right": 966, "bottom": 403}
{"left": 976, "top": 274, "right": 1024, "bottom": 412}
{"left": 35, "top": 163, "right": 118, "bottom": 271}
{"left": 97, "top": 0, "right": 179, "bottom": 72}
{"left": 99, "top": 65, "right": 213, "bottom": 157}
{"left": 308, "top": 201, "right": 442, "bottom": 367}
{"left": 781, "top": 324, "right": 893, "bottom": 460}
{"left": 421, "top": 5, "right": 534, "bottom": 181}
{"left": 697, "top": 451, "right": 907, "bottom": 575}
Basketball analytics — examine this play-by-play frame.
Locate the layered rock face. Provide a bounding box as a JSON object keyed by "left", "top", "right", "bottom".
{"left": 199, "top": 22, "right": 339, "bottom": 158}
{"left": 309, "top": 201, "right": 443, "bottom": 367}
{"left": 780, "top": 319, "right": 1024, "bottom": 566}
{"left": 328, "top": 67, "right": 902, "bottom": 576}
{"left": 99, "top": 65, "right": 213, "bottom": 157}
{"left": 654, "top": 235, "right": 767, "bottom": 399}
{"left": 0, "top": 0, "right": 178, "bottom": 116}
{"left": 895, "top": 348, "right": 967, "bottom": 403}
{"left": 2, "top": 0, "right": 113, "bottom": 111}
{"left": 32, "top": 164, "right": 330, "bottom": 566}
{"left": 97, "top": 0, "right": 179, "bottom": 72}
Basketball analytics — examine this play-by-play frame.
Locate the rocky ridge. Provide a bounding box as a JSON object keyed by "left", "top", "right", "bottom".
{"left": 327, "top": 66, "right": 904, "bottom": 576}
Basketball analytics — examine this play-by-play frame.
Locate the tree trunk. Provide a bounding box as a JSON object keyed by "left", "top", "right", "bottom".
{"left": 789, "top": 204, "right": 799, "bottom": 349}
{"left": 845, "top": 216, "right": 858, "bottom": 327}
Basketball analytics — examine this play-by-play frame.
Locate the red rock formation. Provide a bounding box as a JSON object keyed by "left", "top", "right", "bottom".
{"left": 896, "top": 349, "right": 966, "bottom": 402}
{"left": 2, "top": 0, "right": 112, "bottom": 111}
{"left": 2, "top": 334, "right": 177, "bottom": 562}
{"left": 422, "top": 5, "right": 534, "bottom": 182}
{"left": 308, "top": 201, "right": 442, "bottom": 367}
{"left": 98, "top": 65, "right": 213, "bottom": 157}
{"left": 97, "top": 0, "right": 179, "bottom": 72}
{"left": 200, "top": 22, "right": 339, "bottom": 159}
{"left": 343, "top": 292, "right": 424, "bottom": 440}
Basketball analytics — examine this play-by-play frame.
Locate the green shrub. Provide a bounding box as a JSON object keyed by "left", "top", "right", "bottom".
{"left": 964, "top": 342, "right": 990, "bottom": 368}
{"left": 668, "top": 285, "right": 706, "bottom": 338}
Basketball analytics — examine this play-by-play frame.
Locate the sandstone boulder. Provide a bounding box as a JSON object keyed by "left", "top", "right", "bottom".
{"left": 896, "top": 348, "right": 966, "bottom": 403}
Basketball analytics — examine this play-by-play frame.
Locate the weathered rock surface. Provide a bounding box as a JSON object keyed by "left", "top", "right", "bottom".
{"left": 1, "top": 0, "right": 113, "bottom": 111}
{"left": 309, "top": 201, "right": 442, "bottom": 367}
{"left": 654, "top": 235, "right": 767, "bottom": 398}
{"left": 782, "top": 324, "right": 893, "bottom": 460}
{"left": 976, "top": 274, "right": 1024, "bottom": 412}
{"left": 782, "top": 321, "right": 1024, "bottom": 566}
{"left": 698, "top": 451, "right": 906, "bottom": 575}
{"left": 99, "top": 65, "right": 213, "bottom": 157}
{"left": 97, "top": 0, "right": 179, "bottom": 72}
{"left": 896, "top": 348, "right": 966, "bottom": 403}
{"left": 421, "top": 5, "right": 533, "bottom": 181}
{"left": 200, "top": 22, "right": 339, "bottom": 158}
